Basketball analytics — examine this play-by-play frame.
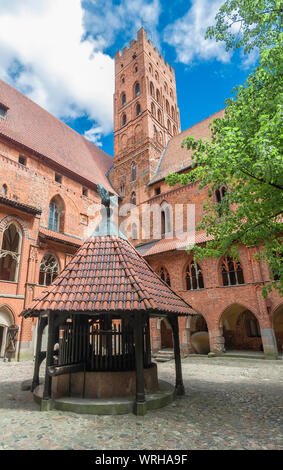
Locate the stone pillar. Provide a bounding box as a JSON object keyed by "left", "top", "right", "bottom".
{"left": 134, "top": 315, "right": 147, "bottom": 416}
{"left": 168, "top": 315, "right": 185, "bottom": 396}
{"left": 260, "top": 328, "right": 278, "bottom": 359}
{"left": 209, "top": 328, "right": 225, "bottom": 354}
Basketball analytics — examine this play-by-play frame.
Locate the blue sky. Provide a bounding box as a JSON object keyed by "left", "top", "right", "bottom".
{"left": 0, "top": 0, "right": 256, "bottom": 157}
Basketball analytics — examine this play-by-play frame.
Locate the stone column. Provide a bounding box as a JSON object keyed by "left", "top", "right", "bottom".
{"left": 260, "top": 328, "right": 278, "bottom": 359}
{"left": 168, "top": 315, "right": 185, "bottom": 396}
{"left": 134, "top": 314, "right": 147, "bottom": 416}
{"left": 209, "top": 327, "right": 225, "bottom": 354}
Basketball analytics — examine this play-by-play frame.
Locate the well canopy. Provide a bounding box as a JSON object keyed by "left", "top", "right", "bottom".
{"left": 22, "top": 234, "right": 196, "bottom": 317}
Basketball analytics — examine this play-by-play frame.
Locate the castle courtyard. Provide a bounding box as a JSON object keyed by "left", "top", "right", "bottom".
{"left": 0, "top": 356, "right": 282, "bottom": 451}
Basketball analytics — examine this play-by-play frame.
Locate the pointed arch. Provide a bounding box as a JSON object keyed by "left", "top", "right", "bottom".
{"left": 185, "top": 261, "right": 204, "bottom": 290}
{"left": 0, "top": 221, "right": 23, "bottom": 282}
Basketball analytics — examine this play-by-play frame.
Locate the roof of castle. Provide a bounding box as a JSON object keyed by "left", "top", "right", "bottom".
{"left": 22, "top": 234, "right": 197, "bottom": 317}
{"left": 0, "top": 79, "right": 114, "bottom": 193}
{"left": 149, "top": 109, "right": 225, "bottom": 185}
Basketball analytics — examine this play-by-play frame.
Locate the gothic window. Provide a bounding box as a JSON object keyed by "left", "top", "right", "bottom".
{"left": 164, "top": 82, "right": 168, "bottom": 93}
{"left": 135, "top": 82, "right": 140, "bottom": 97}
{"left": 131, "top": 192, "right": 136, "bottom": 205}
{"left": 132, "top": 222, "right": 138, "bottom": 240}
{"left": 166, "top": 100, "right": 170, "bottom": 114}
{"left": 1, "top": 184, "right": 7, "bottom": 196}
{"left": 131, "top": 162, "right": 136, "bottom": 182}
{"left": 150, "top": 82, "right": 155, "bottom": 98}
{"left": 48, "top": 196, "right": 65, "bottom": 233}
{"left": 149, "top": 64, "right": 153, "bottom": 75}
{"left": 160, "top": 203, "right": 171, "bottom": 236}
{"left": 122, "top": 113, "right": 127, "bottom": 126}
{"left": 136, "top": 103, "right": 141, "bottom": 116}
{"left": 167, "top": 120, "right": 171, "bottom": 133}
{"left": 215, "top": 187, "right": 228, "bottom": 216}
{"left": 221, "top": 257, "right": 244, "bottom": 286}
{"left": 173, "top": 125, "right": 177, "bottom": 135}
{"left": 157, "top": 109, "right": 162, "bottom": 123}
{"left": 120, "top": 183, "right": 125, "bottom": 197}
{"left": 0, "top": 222, "right": 22, "bottom": 282}
{"left": 39, "top": 252, "right": 59, "bottom": 286}
{"left": 156, "top": 89, "right": 160, "bottom": 103}
{"left": 151, "top": 102, "right": 156, "bottom": 117}
{"left": 171, "top": 106, "right": 175, "bottom": 120}
{"left": 155, "top": 71, "right": 159, "bottom": 82}
{"left": 185, "top": 262, "right": 204, "bottom": 290}
{"left": 156, "top": 266, "right": 171, "bottom": 286}
{"left": 121, "top": 92, "right": 126, "bottom": 106}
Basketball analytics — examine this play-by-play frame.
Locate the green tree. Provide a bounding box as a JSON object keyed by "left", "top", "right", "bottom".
{"left": 166, "top": 0, "right": 283, "bottom": 296}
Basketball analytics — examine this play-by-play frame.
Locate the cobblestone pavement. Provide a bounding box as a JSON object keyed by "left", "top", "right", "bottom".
{"left": 0, "top": 356, "right": 282, "bottom": 450}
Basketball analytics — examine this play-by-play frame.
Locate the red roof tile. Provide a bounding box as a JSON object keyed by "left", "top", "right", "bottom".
{"left": 136, "top": 231, "right": 214, "bottom": 257}
{"left": 22, "top": 235, "right": 196, "bottom": 317}
{"left": 0, "top": 79, "right": 114, "bottom": 193}
{"left": 39, "top": 227, "right": 83, "bottom": 247}
{"left": 149, "top": 109, "right": 225, "bottom": 184}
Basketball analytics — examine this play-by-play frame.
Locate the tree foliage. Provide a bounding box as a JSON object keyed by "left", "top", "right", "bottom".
{"left": 166, "top": 0, "right": 283, "bottom": 296}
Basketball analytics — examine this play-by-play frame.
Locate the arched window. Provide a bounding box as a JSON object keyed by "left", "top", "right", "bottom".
{"left": 135, "top": 82, "right": 140, "bottom": 97}
{"left": 136, "top": 103, "right": 141, "bottom": 116}
{"left": 157, "top": 109, "right": 162, "bottom": 123}
{"left": 173, "top": 125, "right": 177, "bottom": 135}
{"left": 48, "top": 196, "right": 65, "bottom": 233}
{"left": 1, "top": 184, "right": 7, "bottom": 196}
{"left": 156, "top": 266, "right": 171, "bottom": 286}
{"left": 150, "top": 82, "right": 154, "bottom": 98}
{"left": 221, "top": 257, "right": 244, "bottom": 286}
{"left": 171, "top": 106, "right": 175, "bottom": 120}
{"left": 167, "top": 120, "right": 171, "bottom": 133}
{"left": 149, "top": 64, "right": 153, "bottom": 75}
{"left": 160, "top": 203, "right": 172, "bottom": 237}
{"left": 39, "top": 252, "right": 59, "bottom": 286}
{"left": 131, "top": 162, "right": 136, "bottom": 182}
{"left": 121, "top": 92, "right": 126, "bottom": 106}
{"left": 156, "top": 89, "right": 160, "bottom": 103}
{"left": 186, "top": 262, "right": 204, "bottom": 290}
{"left": 122, "top": 113, "right": 127, "bottom": 126}
{"left": 120, "top": 183, "right": 125, "bottom": 197}
{"left": 151, "top": 102, "right": 156, "bottom": 117}
{"left": 131, "top": 192, "right": 136, "bottom": 205}
{"left": 132, "top": 222, "right": 138, "bottom": 240}
{"left": 215, "top": 187, "right": 228, "bottom": 216}
{"left": 0, "top": 222, "right": 22, "bottom": 282}
{"left": 155, "top": 71, "right": 159, "bottom": 82}
{"left": 166, "top": 100, "right": 170, "bottom": 114}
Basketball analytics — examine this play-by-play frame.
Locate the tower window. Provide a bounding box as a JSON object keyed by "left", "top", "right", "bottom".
{"left": 150, "top": 82, "right": 154, "bottom": 98}
{"left": 1, "top": 184, "right": 7, "bottom": 197}
{"left": 155, "top": 187, "right": 161, "bottom": 195}
{"left": 135, "top": 82, "right": 140, "bottom": 97}
{"left": 82, "top": 187, "right": 88, "bottom": 197}
{"left": 131, "top": 192, "right": 136, "bottom": 205}
{"left": 121, "top": 92, "right": 126, "bottom": 106}
{"left": 136, "top": 103, "right": 141, "bottom": 116}
{"left": 0, "top": 104, "right": 7, "bottom": 120}
{"left": 131, "top": 162, "right": 136, "bottom": 182}
{"left": 122, "top": 113, "right": 127, "bottom": 126}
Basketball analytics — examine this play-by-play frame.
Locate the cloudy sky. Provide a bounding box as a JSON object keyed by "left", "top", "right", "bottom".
{"left": 0, "top": 0, "right": 256, "bottom": 156}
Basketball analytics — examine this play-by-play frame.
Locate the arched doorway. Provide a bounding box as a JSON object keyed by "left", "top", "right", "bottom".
{"left": 160, "top": 318, "right": 173, "bottom": 349}
{"left": 190, "top": 314, "right": 209, "bottom": 354}
{"left": 0, "top": 306, "right": 15, "bottom": 357}
{"left": 273, "top": 305, "right": 283, "bottom": 356}
{"left": 220, "top": 304, "right": 263, "bottom": 353}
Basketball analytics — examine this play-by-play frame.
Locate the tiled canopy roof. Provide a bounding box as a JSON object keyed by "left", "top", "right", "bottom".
{"left": 0, "top": 79, "right": 114, "bottom": 193}
{"left": 22, "top": 235, "right": 196, "bottom": 317}
{"left": 149, "top": 109, "right": 225, "bottom": 185}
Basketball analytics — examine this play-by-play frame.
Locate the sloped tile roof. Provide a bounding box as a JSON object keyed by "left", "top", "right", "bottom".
{"left": 0, "top": 195, "right": 42, "bottom": 215}
{"left": 149, "top": 109, "right": 225, "bottom": 185}
{"left": 39, "top": 227, "right": 83, "bottom": 248}
{"left": 0, "top": 79, "right": 114, "bottom": 193}
{"left": 136, "top": 231, "right": 214, "bottom": 257}
{"left": 22, "top": 235, "right": 196, "bottom": 317}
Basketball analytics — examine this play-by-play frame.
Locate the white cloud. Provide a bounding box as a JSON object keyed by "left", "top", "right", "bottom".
{"left": 84, "top": 125, "right": 104, "bottom": 146}
{"left": 83, "top": 0, "right": 161, "bottom": 50}
{"left": 164, "top": 0, "right": 231, "bottom": 65}
{"left": 0, "top": 0, "right": 114, "bottom": 135}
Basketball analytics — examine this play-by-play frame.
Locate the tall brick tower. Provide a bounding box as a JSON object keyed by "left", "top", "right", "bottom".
{"left": 111, "top": 28, "right": 181, "bottom": 207}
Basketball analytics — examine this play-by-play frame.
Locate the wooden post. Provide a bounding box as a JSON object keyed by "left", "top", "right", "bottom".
{"left": 168, "top": 315, "right": 185, "bottom": 396}
{"left": 42, "top": 311, "right": 56, "bottom": 408}
{"left": 134, "top": 314, "right": 147, "bottom": 416}
{"left": 31, "top": 316, "right": 47, "bottom": 392}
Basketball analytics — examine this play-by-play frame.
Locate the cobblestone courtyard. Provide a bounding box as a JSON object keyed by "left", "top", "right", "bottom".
{"left": 0, "top": 356, "right": 282, "bottom": 450}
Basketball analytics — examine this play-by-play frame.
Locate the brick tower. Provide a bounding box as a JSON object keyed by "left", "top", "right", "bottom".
{"left": 111, "top": 28, "right": 181, "bottom": 208}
